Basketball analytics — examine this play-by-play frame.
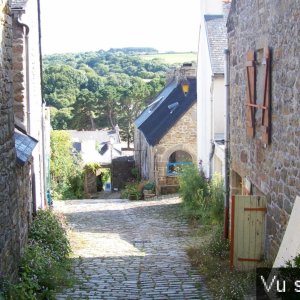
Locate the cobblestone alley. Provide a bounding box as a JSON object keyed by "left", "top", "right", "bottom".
{"left": 54, "top": 196, "right": 211, "bottom": 300}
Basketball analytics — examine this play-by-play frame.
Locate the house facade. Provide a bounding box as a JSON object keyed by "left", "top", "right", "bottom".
{"left": 69, "top": 127, "right": 122, "bottom": 166}
{"left": 68, "top": 127, "right": 134, "bottom": 194}
{"left": 0, "top": 0, "right": 47, "bottom": 280}
{"left": 134, "top": 65, "right": 197, "bottom": 194}
{"left": 0, "top": 0, "right": 20, "bottom": 279}
{"left": 12, "top": 0, "right": 49, "bottom": 211}
{"left": 197, "top": 0, "right": 229, "bottom": 178}
{"left": 227, "top": 0, "right": 300, "bottom": 260}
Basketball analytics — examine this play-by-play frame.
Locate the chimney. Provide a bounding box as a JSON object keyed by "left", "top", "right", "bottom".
{"left": 181, "top": 63, "right": 197, "bottom": 78}
{"left": 222, "top": 0, "right": 231, "bottom": 21}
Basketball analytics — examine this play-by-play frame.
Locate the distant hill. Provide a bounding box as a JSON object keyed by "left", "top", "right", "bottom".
{"left": 140, "top": 52, "right": 197, "bottom": 65}
{"left": 108, "top": 47, "right": 158, "bottom": 54}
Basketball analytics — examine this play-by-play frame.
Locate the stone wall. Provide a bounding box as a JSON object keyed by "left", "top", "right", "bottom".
{"left": 134, "top": 102, "right": 197, "bottom": 194}
{"left": 12, "top": 14, "right": 26, "bottom": 125}
{"left": 154, "top": 102, "right": 197, "bottom": 193}
{"left": 227, "top": 0, "right": 300, "bottom": 260}
{"left": 0, "top": 0, "right": 36, "bottom": 281}
{"left": 112, "top": 156, "right": 135, "bottom": 190}
{"left": 0, "top": 0, "right": 20, "bottom": 280}
{"left": 16, "top": 163, "right": 32, "bottom": 255}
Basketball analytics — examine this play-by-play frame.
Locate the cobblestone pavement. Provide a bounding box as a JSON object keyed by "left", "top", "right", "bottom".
{"left": 54, "top": 196, "right": 211, "bottom": 299}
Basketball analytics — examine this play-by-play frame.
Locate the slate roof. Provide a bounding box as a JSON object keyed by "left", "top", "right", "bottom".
{"left": 15, "top": 130, "right": 38, "bottom": 165}
{"left": 68, "top": 129, "right": 119, "bottom": 144}
{"left": 135, "top": 78, "right": 197, "bottom": 146}
{"left": 204, "top": 15, "right": 227, "bottom": 75}
{"left": 135, "top": 80, "right": 178, "bottom": 128}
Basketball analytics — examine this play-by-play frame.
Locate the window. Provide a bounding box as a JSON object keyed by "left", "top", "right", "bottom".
{"left": 166, "top": 150, "right": 192, "bottom": 176}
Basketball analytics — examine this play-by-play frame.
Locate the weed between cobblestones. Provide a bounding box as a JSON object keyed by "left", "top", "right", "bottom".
{"left": 187, "top": 225, "right": 256, "bottom": 299}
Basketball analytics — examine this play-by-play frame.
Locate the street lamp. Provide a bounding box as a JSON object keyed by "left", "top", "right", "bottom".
{"left": 181, "top": 78, "right": 190, "bottom": 96}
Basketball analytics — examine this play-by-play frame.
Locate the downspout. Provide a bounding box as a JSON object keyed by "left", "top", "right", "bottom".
{"left": 15, "top": 11, "right": 30, "bottom": 133}
{"left": 139, "top": 130, "right": 142, "bottom": 178}
{"left": 37, "top": 0, "right": 48, "bottom": 207}
{"left": 15, "top": 10, "right": 38, "bottom": 214}
{"left": 208, "top": 77, "right": 215, "bottom": 179}
{"left": 41, "top": 103, "right": 47, "bottom": 207}
{"left": 224, "top": 48, "right": 230, "bottom": 239}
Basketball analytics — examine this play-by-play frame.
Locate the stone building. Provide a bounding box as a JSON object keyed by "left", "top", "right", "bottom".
{"left": 227, "top": 0, "right": 300, "bottom": 260}
{"left": 12, "top": 0, "right": 49, "bottom": 211}
{"left": 134, "top": 64, "right": 197, "bottom": 194}
{"left": 0, "top": 0, "right": 48, "bottom": 280}
{"left": 0, "top": 0, "right": 20, "bottom": 280}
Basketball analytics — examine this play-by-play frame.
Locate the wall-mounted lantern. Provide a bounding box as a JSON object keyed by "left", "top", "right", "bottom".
{"left": 181, "top": 78, "right": 190, "bottom": 96}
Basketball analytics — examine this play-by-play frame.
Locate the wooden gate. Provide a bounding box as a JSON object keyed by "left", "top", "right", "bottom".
{"left": 230, "top": 195, "right": 267, "bottom": 271}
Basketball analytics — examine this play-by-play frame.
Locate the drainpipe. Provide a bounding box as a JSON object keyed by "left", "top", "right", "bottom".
{"left": 208, "top": 77, "right": 215, "bottom": 179}
{"left": 15, "top": 11, "right": 30, "bottom": 133}
{"left": 37, "top": 0, "right": 48, "bottom": 207}
{"left": 14, "top": 10, "right": 38, "bottom": 215}
{"left": 224, "top": 49, "right": 230, "bottom": 239}
{"left": 41, "top": 103, "right": 47, "bottom": 207}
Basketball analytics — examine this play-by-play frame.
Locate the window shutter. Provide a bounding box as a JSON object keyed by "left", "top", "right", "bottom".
{"left": 261, "top": 47, "right": 271, "bottom": 145}
{"left": 245, "top": 51, "right": 256, "bottom": 138}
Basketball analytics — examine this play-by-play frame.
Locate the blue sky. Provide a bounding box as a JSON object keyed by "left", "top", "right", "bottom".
{"left": 40, "top": 0, "right": 201, "bottom": 54}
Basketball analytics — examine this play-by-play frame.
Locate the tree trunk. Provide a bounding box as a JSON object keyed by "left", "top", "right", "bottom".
{"left": 90, "top": 115, "right": 95, "bottom": 130}
{"left": 108, "top": 108, "right": 115, "bottom": 128}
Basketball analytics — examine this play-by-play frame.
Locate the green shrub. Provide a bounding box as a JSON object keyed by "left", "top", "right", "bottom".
{"left": 178, "top": 165, "right": 224, "bottom": 224}
{"left": 50, "top": 130, "right": 85, "bottom": 200}
{"left": 130, "top": 167, "right": 140, "bottom": 181}
{"left": 286, "top": 253, "right": 300, "bottom": 267}
{"left": 0, "top": 209, "right": 73, "bottom": 299}
{"left": 143, "top": 181, "right": 155, "bottom": 192}
{"left": 178, "top": 165, "right": 209, "bottom": 207}
{"left": 187, "top": 225, "right": 255, "bottom": 300}
{"left": 29, "top": 210, "right": 70, "bottom": 261}
{"left": 207, "top": 225, "right": 230, "bottom": 258}
{"left": 120, "top": 181, "right": 142, "bottom": 200}
{"left": 208, "top": 173, "right": 224, "bottom": 225}
{"left": 67, "top": 171, "right": 84, "bottom": 199}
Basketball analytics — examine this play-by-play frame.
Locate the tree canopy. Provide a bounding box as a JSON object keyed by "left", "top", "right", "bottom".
{"left": 43, "top": 48, "right": 174, "bottom": 145}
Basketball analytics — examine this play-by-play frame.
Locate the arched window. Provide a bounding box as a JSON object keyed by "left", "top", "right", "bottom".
{"left": 167, "top": 150, "right": 193, "bottom": 176}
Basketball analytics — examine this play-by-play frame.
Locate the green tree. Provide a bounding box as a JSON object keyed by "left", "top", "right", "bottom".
{"left": 50, "top": 107, "right": 73, "bottom": 129}
{"left": 43, "top": 64, "right": 87, "bottom": 108}
{"left": 42, "top": 49, "right": 173, "bottom": 135}
{"left": 50, "top": 130, "right": 83, "bottom": 199}
{"left": 71, "top": 89, "right": 99, "bottom": 130}
{"left": 118, "top": 77, "right": 151, "bottom": 147}
{"left": 98, "top": 85, "right": 120, "bottom": 128}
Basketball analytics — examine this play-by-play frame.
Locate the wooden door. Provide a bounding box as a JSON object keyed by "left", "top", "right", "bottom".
{"left": 230, "top": 195, "right": 267, "bottom": 271}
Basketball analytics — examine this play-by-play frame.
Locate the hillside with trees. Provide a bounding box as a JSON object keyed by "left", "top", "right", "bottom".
{"left": 43, "top": 48, "right": 195, "bottom": 145}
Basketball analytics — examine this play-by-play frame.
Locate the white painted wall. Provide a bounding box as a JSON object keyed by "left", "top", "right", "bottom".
{"left": 213, "top": 77, "right": 225, "bottom": 135}
{"left": 22, "top": 0, "right": 46, "bottom": 208}
{"left": 214, "top": 143, "right": 225, "bottom": 177}
{"left": 197, "top": 15, "right": 213, "bottom": 176}
{"left": 80, "top": 140, "right": 122, "bottom": 165}
{"left": 197, "top": 1, "right": 226, "bottom": 178}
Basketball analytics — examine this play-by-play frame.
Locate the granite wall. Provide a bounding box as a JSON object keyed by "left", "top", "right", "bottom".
{"left": 227, "top": 0, "right": 300, "bottom": 259}
{"left": 0, "top": 0, "right": 20, "bottom": 280}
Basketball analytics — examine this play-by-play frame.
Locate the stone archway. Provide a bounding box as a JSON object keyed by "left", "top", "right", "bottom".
{"left": 161, "top": 144, "right": 197, "bottom": 168}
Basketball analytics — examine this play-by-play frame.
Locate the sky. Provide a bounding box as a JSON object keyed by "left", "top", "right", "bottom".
{"left": 40, "top": 0, "right": 201, "bottom": 55}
